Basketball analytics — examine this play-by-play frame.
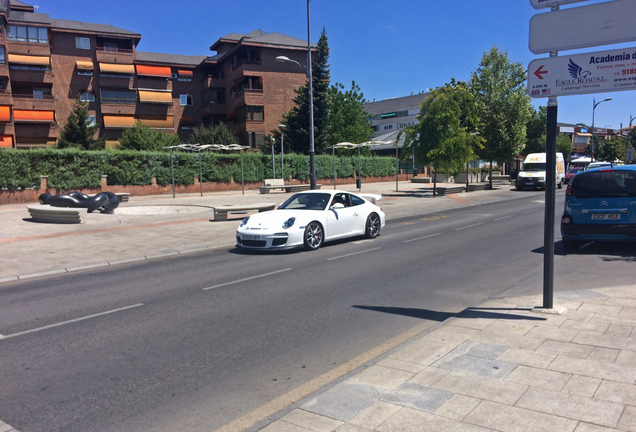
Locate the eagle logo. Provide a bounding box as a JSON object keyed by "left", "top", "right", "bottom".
{"left": 568, "top": 59, "right": 591, "bottom": 80}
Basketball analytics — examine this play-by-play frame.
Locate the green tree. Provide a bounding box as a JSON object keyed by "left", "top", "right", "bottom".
{"left": 525, "top": 106, "right": 547, "bottom": 155}
{"left": 327, "top": 81, "right": 373, "bottom": 146}
{"left": 404, "top": 79, "right": 483, "bottom": 195}
{"left": 590, "top": 135, "right": 627, "bottom": 162}
{"left": 57, "top": 98, "right": 105, "bottom": 150}
{"left": 556, "top": 134, "right": 573, "bottom": 160}
{"left": 117, "top": 124, "right": 181, "bottom": 151}
{"left": 471, "top": 47, "right": 532, "bottom": 186}
{"left": 189, "top": 123, "right": 238, "bottom": 145}
{"left": 279, "top": 28, "right": 331, "bottom": 154}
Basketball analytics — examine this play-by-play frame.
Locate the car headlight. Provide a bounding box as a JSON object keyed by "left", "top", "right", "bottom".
{"left": 282, "top": 217, "right": 295, "bottom": 229}
{"left": 539, "top": 176, "right": 545, "bottom": 181}
{"left": 240, "top": 216, "right": 250, "bottom": 227}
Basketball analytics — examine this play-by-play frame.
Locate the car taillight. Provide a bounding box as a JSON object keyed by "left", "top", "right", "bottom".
{"left": 561, "top": 215, "right": 572, "bottom": 224}
{"left": 566, "top": 184, "right": 573, "bottom": 196}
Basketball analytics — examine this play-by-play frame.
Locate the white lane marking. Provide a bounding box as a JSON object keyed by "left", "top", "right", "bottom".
{"left": 327, "top": 247, "right": 381, "bottom": 261}
{"left": 203, "top": 268, "right": 293, "bottom": 291}
{"left": 494, "top": 215, "right": 515, "bottom": 221}
{"left": 523, "top": 208, "right": 542, "bottom": 214}
{"left": 403, "top": 233, "right": 441, "bottom": 243}
{"left": 455, "top": 223, "right": 483, "bottom": 231}
{"left": 464, "top": 214, "right": 492, "bottom": 216}
{"left": 0, "top": 303, "right": 144, "bottom": 340}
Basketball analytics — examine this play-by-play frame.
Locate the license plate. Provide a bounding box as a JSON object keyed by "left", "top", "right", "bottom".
{"left": 243, "top": 234, "right": 261, "bottom": 240}
{"left": 591, "top": 213, "right": 620, "bottom": 221}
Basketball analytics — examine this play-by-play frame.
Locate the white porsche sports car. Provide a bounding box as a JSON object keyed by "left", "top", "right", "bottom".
{"left": 236, "top": 190, "right": 385, "bottom": 251}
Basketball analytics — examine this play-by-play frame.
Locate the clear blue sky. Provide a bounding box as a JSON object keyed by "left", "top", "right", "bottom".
{"left": 36, "top": 0, "right": 635, "bottom": 130}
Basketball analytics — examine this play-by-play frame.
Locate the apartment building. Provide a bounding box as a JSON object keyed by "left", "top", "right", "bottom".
{"left": 0, "top": 0, "right": 309, "bottom": 149}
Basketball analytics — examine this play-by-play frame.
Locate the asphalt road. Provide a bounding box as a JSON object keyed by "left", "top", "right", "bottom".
{"left": 1, "top": 191, "right": 635, "bottom": 432}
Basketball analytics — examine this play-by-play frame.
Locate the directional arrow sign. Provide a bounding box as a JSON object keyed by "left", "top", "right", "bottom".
{"left": 527, "top": 47, "right": 636, "bottom": 98}
{"left": 529, "top": 0, "right": 636, "bottom": 54}
{"left": 529, "top": 0, "right": 589, "bottom": 9}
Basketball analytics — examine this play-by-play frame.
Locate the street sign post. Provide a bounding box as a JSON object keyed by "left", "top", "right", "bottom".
{"left": 529, "top": 0, "right": 589, "bottom": 9}
{"left": 529, "top": 0, "right": 636, "bottom": 54}
{"left": 527, "top": 47, "right": 636, "bottom": 98}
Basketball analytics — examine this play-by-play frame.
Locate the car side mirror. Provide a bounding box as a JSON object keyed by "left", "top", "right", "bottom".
{"left": 331, "top": 203, "right": 345, "bottom": 210}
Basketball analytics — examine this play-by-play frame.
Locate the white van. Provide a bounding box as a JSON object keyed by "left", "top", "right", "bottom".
{"left": 515, "top": 152, "right": 565, "bottom": 190}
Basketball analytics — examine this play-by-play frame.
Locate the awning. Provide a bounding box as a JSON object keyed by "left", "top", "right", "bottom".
{"left": 0, "top": 135, "right": 13, "bottom": 148}
{"left": 75, "top": 61, "right": 94, "bottom": 70}
{"left": 138, "top": 115, "right": 174, "bottom": 129}
{"left": 0, "top": 106, "right": 10, "bottom": 122}
{"left": 103, "top": 115, "right": 136, "bottom": 129}
{"left": 136, "top": 65, "right": 172, "bottom": 78}
{"left": 576, "top": 132, "right": 592, "bottom": 136}
{"left": 99, "top": 63, "right": 135, "bottom": 74}
{"left": 8, "top": 54, "right": 50, "bottom": 66}
{"left": 138, "top": 90, "right": 173, "bottom": 104}
{"left": 13, "top": 110, "right": 55, "bottom": 122}
{"left": 178, "top": 70, "right": 193, "bottom": 77}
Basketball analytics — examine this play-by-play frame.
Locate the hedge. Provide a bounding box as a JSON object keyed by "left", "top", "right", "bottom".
{"left": 0, "top": 149, "right": 397, "bottom": 190}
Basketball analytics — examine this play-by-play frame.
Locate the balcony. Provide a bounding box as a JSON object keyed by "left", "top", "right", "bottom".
{"left": 96, "top": 47, "right": 134, "bottom": 64}
{"left": 11, "top": 94, "right": 55, "bottom": 111}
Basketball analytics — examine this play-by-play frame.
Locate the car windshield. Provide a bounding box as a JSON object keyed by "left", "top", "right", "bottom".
{"left": 571, "top": 170, "right": 636, "bottom": 198}
{"left": 278, "top": 192, "right": 331, "bottom": 210}
{"left": 522, "top": 162, "right": 546, "bottom": 171}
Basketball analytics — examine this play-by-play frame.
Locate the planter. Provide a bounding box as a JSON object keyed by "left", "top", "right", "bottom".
{"left": 432, "top": 173, "right": 454, "bottom": 183}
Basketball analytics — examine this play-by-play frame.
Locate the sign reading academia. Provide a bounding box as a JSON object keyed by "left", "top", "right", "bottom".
{"left": 527, "top": 47, "right": 636, "bottom": 98}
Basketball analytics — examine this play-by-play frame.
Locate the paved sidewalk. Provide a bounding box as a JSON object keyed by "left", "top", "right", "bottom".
{"left": 257, "top": 286, "right": 636, "bottom": 432}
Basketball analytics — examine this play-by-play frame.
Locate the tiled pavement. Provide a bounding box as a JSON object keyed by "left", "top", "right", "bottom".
{"left": 259, "top": 287, "right": 636, "bottom": 432}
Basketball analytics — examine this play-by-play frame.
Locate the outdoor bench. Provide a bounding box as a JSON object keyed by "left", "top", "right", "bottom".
{"left": 284, "top": 184, "right": 321, "bottom": 193}
{"left": 212, "top": 203, "right": 276, "bottom": 221}
{"left": 27, "top": 205, "right": 87, "bottom": 224}
{"left": 258, "top": 179, "right": 288, "bottom": 194}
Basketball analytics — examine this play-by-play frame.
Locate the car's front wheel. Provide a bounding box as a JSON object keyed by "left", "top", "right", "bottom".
{"left": 303, "top": 221, "right": 323, "bottom": 251}
{"left": 365, "top": 213, "right": 381, "bottom": 238}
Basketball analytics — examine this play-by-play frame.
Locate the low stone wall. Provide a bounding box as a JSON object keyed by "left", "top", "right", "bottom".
{"left": 0, "top": 173, "right": 412, "bottom": 205}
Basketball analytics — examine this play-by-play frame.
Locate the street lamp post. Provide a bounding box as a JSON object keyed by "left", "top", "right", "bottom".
{"left": 270, "top": 136, "right": 275, "bottom": 179}
{"left": 279, "top": 124, "right": 286, "bottom": 182}
{"left": 275, "top": 0, "right": 316, "bottom": 189}
{"left": 591, "top": 97, "right": 612, "bottom": 162}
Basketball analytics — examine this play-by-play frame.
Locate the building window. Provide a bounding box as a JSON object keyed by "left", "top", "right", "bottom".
{"left": 0, "top": 46, "right": 5, "bottom": 64}
{"left": 8, "top": 25, "right": 48, "bottom": 43}
{"left": 10, "top": 64, "right": 50, "bottom": 72}
{"left": 75, "top": 37, "right": 90, "bottom": 50}
{"left": 201, "top": 88, "right": 225, "bottom": 104}
{"left": 87, "top": 115, "right": 96, "bottom": 126}
{"left": 78, "top": 70, "right": 93, "bottom": 76}
{"left": 103, "top": 42, "right": 118, "bottom": 52}
{"left": 80, "top": 92, "right": 95, "bottom": 102}
{"left": 246, "top": 105, "right": 264, "bottom": 121}
{"left": 180, "top": 94, "right": 193, "bottom": 106}
{"left": 383, "top": 124, "right": 393, "bottom": 130}
{"left": 100, "top": 89, "right": 136, "bottom": 104}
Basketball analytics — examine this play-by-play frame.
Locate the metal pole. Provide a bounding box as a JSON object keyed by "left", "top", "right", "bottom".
{"left": 395, "top": 144, "right": 399, "bottom": 192}
{"left": 271, "top": 137, "right": 276, "bottom": 178}
{"left": 543, "top": 95, "right": 558, "bottom": 309}
{"left": 240, "top": 149, "right": 245, "bottom": 195}
{"left": 170, "top": 148, "right": 175, "bottom": 199}
{"left": 332, "top": 147, "right": 336, "bottom": 189}
{"left": 591, "top": 98, "right": 596, "bottom": 163}
{"left": 198, "top": 150, "right": 203, "bottom": 197}
{"left": 307, "top": 0, "right": 316, "bottom": 190}
{"left": 281, "top": 130, "right": 284, "bottom": 182}
{"left": 357, "top": 146, "right": 361, "bottom": 191}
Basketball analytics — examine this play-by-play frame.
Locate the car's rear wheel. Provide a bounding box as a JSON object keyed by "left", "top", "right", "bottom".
{"left": 303, "top": 221, "right": 323, "bottom": 250}
{"left": 365, "top": 213, "right": 381, "bottom": 238}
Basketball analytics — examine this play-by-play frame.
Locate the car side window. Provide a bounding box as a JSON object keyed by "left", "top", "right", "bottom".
{"left": 350, "top": 195, "right": 365, "bottom": 207}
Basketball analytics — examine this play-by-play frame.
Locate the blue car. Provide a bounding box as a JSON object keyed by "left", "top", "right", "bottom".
{"left": 561, "top": 165, "right": 636, "bottom": 252}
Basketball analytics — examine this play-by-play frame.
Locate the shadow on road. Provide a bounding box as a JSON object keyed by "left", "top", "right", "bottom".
{"left": 352, "top": 305, "right": 546, "bottom": 322}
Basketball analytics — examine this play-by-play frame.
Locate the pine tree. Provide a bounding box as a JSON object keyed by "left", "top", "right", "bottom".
{"left": 57, "top": 97, "right": 105, "bottom": 150}
{"left": 279, "top": 28, "right": 331, "bottom": 155}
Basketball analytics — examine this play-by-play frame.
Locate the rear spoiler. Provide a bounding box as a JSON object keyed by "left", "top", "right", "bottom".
{"left": 358, "top": 193, "right": 382, "bottom": 204}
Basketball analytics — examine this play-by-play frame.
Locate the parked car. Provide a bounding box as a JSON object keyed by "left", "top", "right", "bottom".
{"left": 561, "top": 165, "right": 636, "bottom": 252}
{"left": 565, "top": 167, "right": 584, "bottom": 183}
{"left": 236, "top": 190, "right": 385, "bottom": 251}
